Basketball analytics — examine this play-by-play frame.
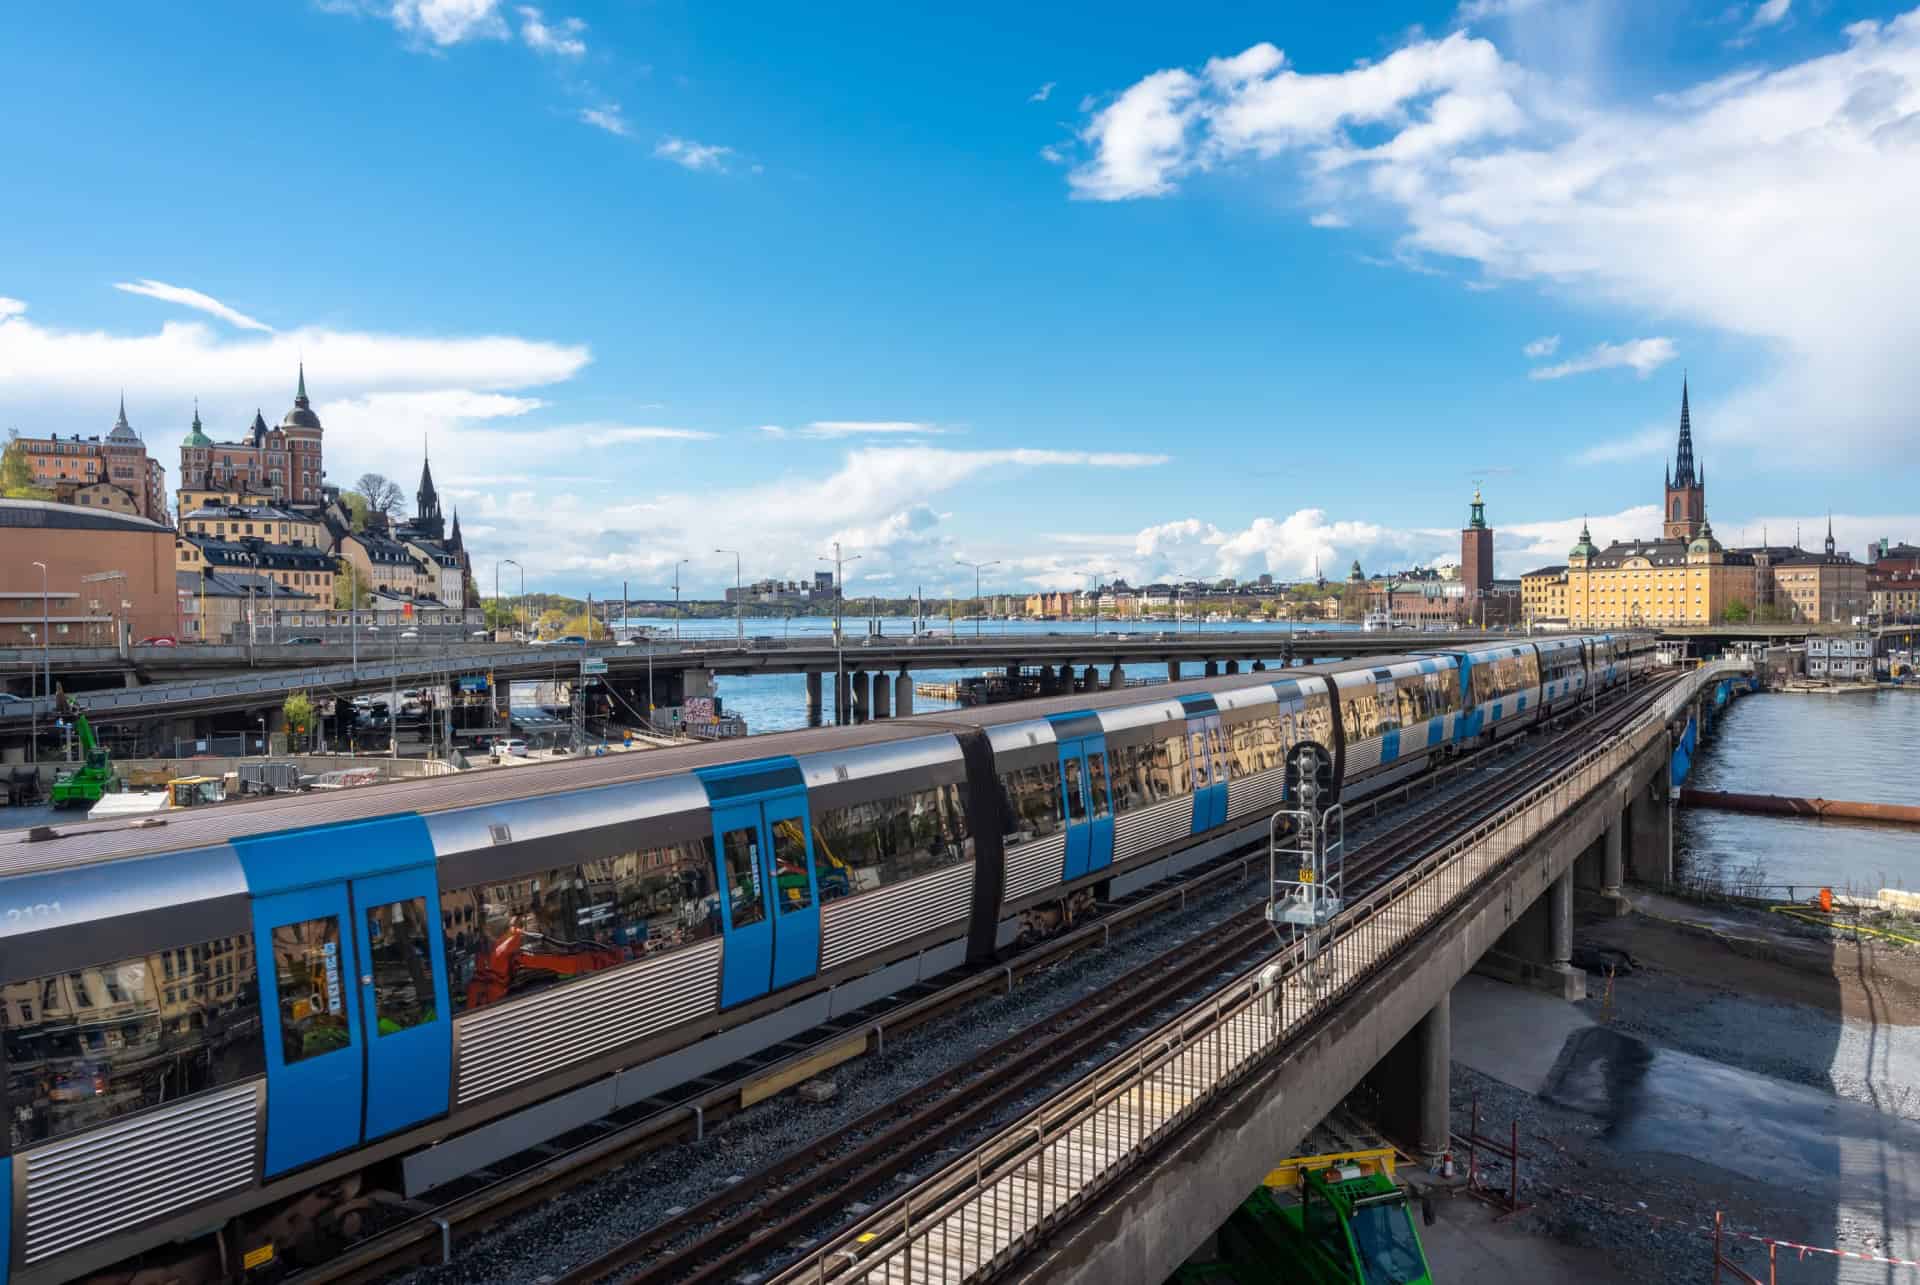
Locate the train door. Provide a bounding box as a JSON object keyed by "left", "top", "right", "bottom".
{"left": 704, "top": 767, "right": 822, "bottom": 1008}
{"left": 1185, "top": 714, "right": 1227, "bottom": 834}
{"left": 1375, "top": 671, "right": 1402, "bottom": 765}
{"left": 1055, "top": 734, "right": 1116, "bottom": 880}
{"left": 238, "top": 816, "right": 453, "bottom": 1177}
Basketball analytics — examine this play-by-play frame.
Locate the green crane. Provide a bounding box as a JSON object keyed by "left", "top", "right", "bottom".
{"left": 50, "top": 699, "right": 113, "bottom": 809}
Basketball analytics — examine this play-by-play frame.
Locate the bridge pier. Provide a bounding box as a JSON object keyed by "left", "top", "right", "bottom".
{"left": 1082, "top": 664, "right": 1099, "bottom": 692}
{"left": 1251, "top": 660, "right": 1265, "bottom": 672}
{"left": 871, "top": 672, "right": 890, "bottom": 719}
{"left": 1627, "top": 760, "right": 1673, "bottom": 884}
{"left": 1108, "top": 662, "right": 1124, "bottom": 690}
{"left": 850, "top": 671, "right": 869, "bottom": 723}
{"left": 1601, "top": 814, "right": 1627, "bottom": 912}
{"left": 1203, "top": 660, "right": 1217, "bottom": 677}
{"left": 895, "top": 668, "right": 913, "bottom": 717}
{"left": 834, "top": 669, "right": 851, "bottom": 725}
{"left": 1167, "top": 660, "right": 1180, "bottom": 683}
{"left": 1362, "top": 993, "right": 1451, "bottom": 1165}
{"left": 805, "top": 671, "right": 823, "bottom": 724}
{"left": 1475, "top": 866, "right": 1587, "bottom": 1001}
{"left": 1224, "top": 659, "right": 1238, "bottom": 675}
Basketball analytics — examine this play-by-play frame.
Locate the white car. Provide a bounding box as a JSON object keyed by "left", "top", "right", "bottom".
{"left": 495, "top": 737, "right": 529, "bottom": 758}
{"left": 400, "top": 629, "right": 420, "bottom": 639}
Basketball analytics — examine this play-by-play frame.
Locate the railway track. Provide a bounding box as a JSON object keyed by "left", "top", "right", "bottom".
{"left": 550, "top": 674, "right": 1679, "bottom": 1285}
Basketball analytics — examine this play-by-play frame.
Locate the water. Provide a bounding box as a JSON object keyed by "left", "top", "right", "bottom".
{"left": 604, "top": 615, "right": 1369, "bottom": 735}
{"left": 1680, "top": 690, "right": 1920, "bottom": 894}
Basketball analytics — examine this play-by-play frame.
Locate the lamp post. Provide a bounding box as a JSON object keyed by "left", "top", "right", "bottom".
{"left": 954, "top": 559, "right": 1000, "bottom": 639}
{"left": 33, "top": 557, "right": 48, "bottom": 711}
{"left": 818, "top": 542, "right": 863, "bottom": 725}
{"left": 716, "top": 548, "right": 743, "bottom": 643}
{"left": 1074, "top": 568, "right": 1116, "bottom": 634}
{"left": 671, "top": 558, "right": 689, "bottom": 641}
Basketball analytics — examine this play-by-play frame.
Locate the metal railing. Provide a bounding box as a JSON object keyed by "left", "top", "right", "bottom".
{"left": 782, "top": 660, "right": 1744, "bottom": 1285}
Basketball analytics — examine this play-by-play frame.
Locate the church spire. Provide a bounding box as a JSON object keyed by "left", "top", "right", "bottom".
{"left": 1673, "top": 375, "right": 1696, "bottom": 488}
{"left": 1825, "top": 510, "right": 1836, "bottom": 557}
{"left": 116, "top": 391, "right": 128, "bottom": 430}
{"left": 296, "top": 362, "right": 308, "bottom": 406}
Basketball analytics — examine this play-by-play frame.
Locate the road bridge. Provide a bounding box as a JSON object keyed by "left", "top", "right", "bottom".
{"left": 777, "top": 660, "right": 1749, "bottom": 1285}
{"left": 0, "top": 629, "right": 1527, "bottom": 733}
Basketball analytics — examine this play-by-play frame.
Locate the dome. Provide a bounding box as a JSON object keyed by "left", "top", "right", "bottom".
{"left": 1689, "top": 519, "right": 1720, "bottom": 556}
{"left": 279, "top": 363, "right": 323, "bottom": 432}
{"left": 1569, "top": 520, "right": 1596, "bottom": 560}
{"left": 183, "top": 399, "right": 211, "bottom": 448}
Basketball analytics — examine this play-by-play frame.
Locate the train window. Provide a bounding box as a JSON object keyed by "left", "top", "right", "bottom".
{"left": 274, "top": 917, "right": 352, "bottom": 1065}
{"left": 1187, "top": 727, "right": 1210, "bottom": 788}
{"left": 771, "top": 818, "right": 814, "bottom": 914}
{"left": 1062, "top": 756, "right": 1087, "bottom": 822}
{"left": 3, "top": 937, "right": 266, "bottom": 1147}
{"left": 1207, "top": 723, "right": 1227, "bottom": 779}
{"left": 814, "top": 782, "right": 974, "bottom": 894}
{"left": 365, "top": 897, "right": 435, "bottom": 1037}
{"left": 1159, "top": 732, "right": 1190, "bottom": 796}
{"left": 1105, "top": 742, "right": 1148, "bottom": 814}
{"left": 441, "top": 839, "right": 722, "bottom": 1013}
{"left": 720, "top": 827, "right": 767, "bottom": 929}
{"left": 999, "top": 762, "right": 1063, "bottom": 840}
{"left": 1086, "top": 751, "right": 1111, "bottom": 819}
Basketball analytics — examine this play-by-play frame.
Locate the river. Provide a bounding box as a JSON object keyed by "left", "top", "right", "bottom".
{"left": 1680, "top": 689, "right": 1920, "bottom": 895}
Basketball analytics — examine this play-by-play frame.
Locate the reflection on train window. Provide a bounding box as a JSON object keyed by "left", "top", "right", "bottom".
{"left": 274, "top": 916, "right": 351, "bottom": 1065}
{"left": 1062, "top": 756, "right": 1087, "bottom": 821}
{"left": 1103, "top": 734, "right": 1189, "bottom": 814}
{"left": 815, "top": 782, "right": 973, "bottom": 895}
{"left": 440, "top": 839, "right": 720, "bottom": 1012}
{"left": 999, "top": 761, "right": 1063, "bottom": 840}
{"left": 1086, "top": 751, "right": 1111, "bottom": 819}
{"left": 365, "top": 897, "right": 435, "bottom": 1037}
{"left": 2, "top": 938, "right": 265, "bottom": 1147}
{"left": 771, "top": 817, "right": 814, "bottom": 913}
{"left": 720, "top": 827, "right": 766, "bottom": 929}
{"left": 1187, "top": 728, "right": 1210, "bottom": 788}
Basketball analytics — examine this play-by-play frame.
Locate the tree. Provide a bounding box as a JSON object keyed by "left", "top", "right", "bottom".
{"left": 354, "top": 473, "right": 404, "bottom": 523}
{"left": 333, "top": 570, "right": 369, "bottom": 610}
{"left": 483, "top": 597, "right": 520, "bottom": 633}
{"left": 1722, "top": 600, "right": 1752, "bottom": 623}
{"left": 283, "top": 691, "right": 315, "bottom": 752}
{"left": 1, "top": 431, "right": 52, "bottom": 500}
{"left": 563, "top": 612, "right": 611, "bottom": 640}
{"left": 339, "top": 491, "right": 371, "bottom": 533}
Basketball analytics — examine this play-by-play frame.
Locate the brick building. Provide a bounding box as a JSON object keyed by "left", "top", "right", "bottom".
{"left": 0, "top": 499, "right": 179, "bottom": 645}
{"left": 177, "top": 366, "right": 326, "bottom": 510}
{"left": 10, "top": 398, "right": 170, "bottom": 521}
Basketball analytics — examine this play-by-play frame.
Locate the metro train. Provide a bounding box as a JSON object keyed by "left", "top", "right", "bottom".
{"left": 0, "top": 632, "right": 1653, "bottom": 1283}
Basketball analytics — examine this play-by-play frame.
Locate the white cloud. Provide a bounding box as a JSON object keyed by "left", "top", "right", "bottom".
{"left": 1070, "top": 16, "right": 1920, "bottom": 458}
{"left": 1572, "top": 426, "right": 1673, "bottom": 465}
{"left": 654, "top": 137, "right": 734, "bottom": 171}
{"left": 1523, "top": 334, "right": 1560, "bottom": 357}
{"left": 113, "top": 279, "right": 274, "bottom": 333}
{"left": 518, "top": 5, "right": 585, "bottom": 57}
{"left": 1039, "top": 143, "right": 1070, "bottom": 166}
{"left": 0, "top": 298, "right": 25, "bottom": 320}
{"left": 1309, "top": 211, "right": 1350, "bottom": 228}
{"left": 581, "top": 425, "right": 716, "bottom": 444}
{"left": 1528, "top": 337, "right": 1676, "bottom": 380}
{"left": 580, "top": 105, "right": 632, "bottom": 137}
{"left": 1455, "top": 0, "right": 1549, "bottom": 22}
{"left": 1030, "top": 81, "right": 1057, "bottom": 103}
{"left": 1750, "top": 0, "right": 1792, "bottom": 30}
{"left": 389, "top": 0, "right": 509, "bottom": 46}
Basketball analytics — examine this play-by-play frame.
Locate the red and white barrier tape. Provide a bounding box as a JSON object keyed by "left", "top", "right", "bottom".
{"left": 1543, "top": 1183, "right": 1920, "bottom": 1270}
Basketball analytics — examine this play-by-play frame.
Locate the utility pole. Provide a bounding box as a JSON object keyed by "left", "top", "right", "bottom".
{"left": 1075, "top": 568, "right": 1117, "bottom": 634}
{"left": 716, "top": 548, "right": 743, "bottom": 643}
{"left": 954, "top": 558, "right": 1001, "bottom": 639}
{"left": 818, "top": 542, "right": 863, "bottom": 725}
{"left": 672, "top": 558, "right": 689, "bottom": 641}
{"left": 31, "top": 560, "right": 46, "bottom": 764}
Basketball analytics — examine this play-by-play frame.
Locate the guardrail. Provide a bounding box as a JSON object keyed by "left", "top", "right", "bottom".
{"left": 780, "top": 660, "right": 1744, "bottom": 1284}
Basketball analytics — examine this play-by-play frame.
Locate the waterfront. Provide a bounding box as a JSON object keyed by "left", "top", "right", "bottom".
{"left": 1680, "top": 689, "right": 1920, "bottom": 894}
{"left": 606, "top": 614, "right": 1367, "bottom": 734}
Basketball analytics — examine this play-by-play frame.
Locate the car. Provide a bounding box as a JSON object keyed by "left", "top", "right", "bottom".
{"left": 496, "top": 737, "right": 529, "bottom": 757}
{"left": 555, "top": 634, "right": 588, "bottom": 645}
{"left": 400, "top": 629, "right": 420, "bottom": 640}
{"left": 470, "top": 630, "right": 491, "bottom": 640}
{"left": 529, "top": 637, "right": 550, "bottom": 646}
{"left": 616, "top": 637, "right": 638, "bottom": 646}
{"left": 0, "top": 692, "right": 23, "bottom": 704}
{"left": 284, "top": 636, "right": 324, "bottom": 646}
{"left": 138, "top": 636, "right": 177, "bottom": 647}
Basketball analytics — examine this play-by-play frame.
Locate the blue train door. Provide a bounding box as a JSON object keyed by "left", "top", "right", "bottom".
{"left": 239, "top": 816, "right": 453, "bottom": 1177}
{"left": 706, "top": 772, "right": 822, "bottom": 1008}
{"left": 1185, "top": 714, "right": 1227, "bottom": 833}
{"left": 1055, "top": 736, "right": 1116, "bottom": 880}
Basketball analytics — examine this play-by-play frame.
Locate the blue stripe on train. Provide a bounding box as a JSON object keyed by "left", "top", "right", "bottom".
{"left": 1381, "top": 729, "right": 1400, "bottom": 765}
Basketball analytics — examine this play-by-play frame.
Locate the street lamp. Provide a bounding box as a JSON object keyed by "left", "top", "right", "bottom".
{"left": 501, "top": 558, "right": 524, "bottom": 640}
{"left": 1174, "top": 569, "right": 1208, "bottom": 635}
{"left": 671, "top": 558, "right": 690, "bottom": 641}
{"left": 954, "top": 559, "right": 1001, "bottom": 639}
{"left": 1074, "top": 568, "right": 1117, "bottom": 634}
{"left": 715, "top": 548, "right": 743, "bottom": 643}
{"left": 32, "top": 557, "right": 48, "bottom": 707}
{"left": 818, "top": 542, "right": 863, "bottom": 725}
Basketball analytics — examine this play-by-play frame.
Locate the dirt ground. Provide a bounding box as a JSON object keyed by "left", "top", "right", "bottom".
{"left": 1582, "top": 889, "right": 1920, "bottom": 1024}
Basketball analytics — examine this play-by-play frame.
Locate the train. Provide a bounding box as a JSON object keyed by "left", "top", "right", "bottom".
{"left": 0, "top": 631, "right": 1654, "bottom": 1283}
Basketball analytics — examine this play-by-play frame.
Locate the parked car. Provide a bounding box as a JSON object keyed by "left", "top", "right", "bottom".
{"left": 400, "top": 629, "right": 420, "bottom": 640}
{"left": 284, "top": 635, "right": 324, "bottom": 645}
{"left": 470, "top": 630, "right": 491, "bottom": 640}
{"left": 0, "top": 693, "right": 24, "bottom": 704}
{"left": 137, "top": 636, "right": 177, "bottom": 647}
{"left": 555, "top": 634, "right": 588, "bottom": 645}
{"left": 496, "top": 737, "right": 529, "bottom": 757}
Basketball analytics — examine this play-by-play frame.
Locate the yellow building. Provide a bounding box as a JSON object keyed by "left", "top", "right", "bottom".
{"left": 1562, "top": 520, "right": 1757, "bottom": 627}
{"left": 179, "top": 503, "right": 327, "bottom": 548}
{"left": 1520, "top": 564, "right": 1569, "bottom": 624}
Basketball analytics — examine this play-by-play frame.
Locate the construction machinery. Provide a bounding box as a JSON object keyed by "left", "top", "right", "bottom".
{"left": 1208, "top": 1126, "right": 1434, "bottom": 1285}
{"left": 49, "top": 707, "right": 114, "bottom": 809}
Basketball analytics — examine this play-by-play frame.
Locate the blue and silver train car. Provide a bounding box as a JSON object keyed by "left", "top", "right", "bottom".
{"left": 0, "top": 636, "right": 1644, "bottom": 1284}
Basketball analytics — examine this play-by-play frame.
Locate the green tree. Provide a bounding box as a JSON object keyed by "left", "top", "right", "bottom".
{"left": 563, "top": 612, "right": 611, "bottom": 640}
{"left": 283, "top": 691, "right": 315, "bottom": 752}
{"left": 1, "top": 431, "right": 53, "bottom": 500}
{"left": 333, "top": 570, "right": 369, "bottom": 610}
{"left": 483, "top": 597, "right": 521, "bottom": 634}
{"left": 1722, "top": 600, "right": 1752, "bottom": 623}
{"left": 339, "top": 491, "right": 370, "bottom": 533}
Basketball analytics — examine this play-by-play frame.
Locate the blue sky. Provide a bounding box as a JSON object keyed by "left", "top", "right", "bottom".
{"left": 5, "top": 0, "right": 1919, "bottom": 596}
